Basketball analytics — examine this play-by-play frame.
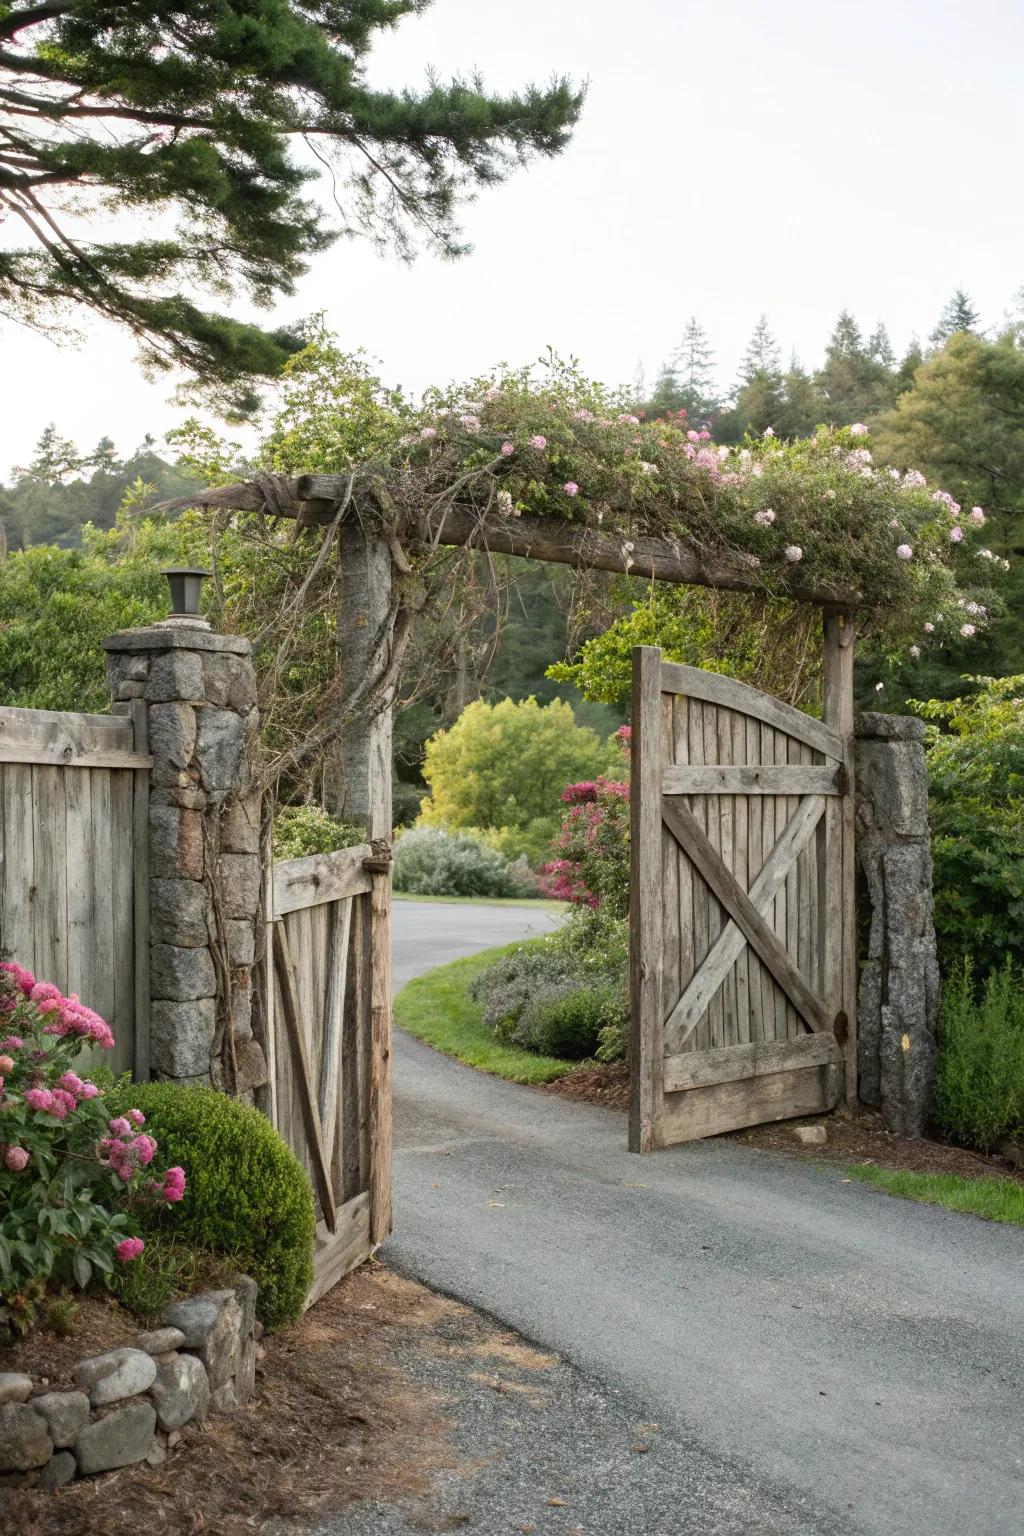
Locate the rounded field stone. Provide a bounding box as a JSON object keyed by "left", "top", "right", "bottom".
{"left": 38, "top": 1450, "right": 77, "bottom": 1489}
{"left": 0, "top": 1404, "right": 52, "bottom": 1472}
{"left": 30, "top": 1392, "right": 89, "bottom": 1449}
{"left": 134, "top": 1326, "right": 186, "bottom": 1356}
{"left": 149, "top": 1353, "right": 210, "bottom": 1432}
{"left": 74, "top": 1348, "right": 157, "bottom": 1407}
{"left": 74, "top": 1401, "right": 156, "bottom": 1476}
{"left": 0, "top": 1375, "right": 32, "bottom": 1406}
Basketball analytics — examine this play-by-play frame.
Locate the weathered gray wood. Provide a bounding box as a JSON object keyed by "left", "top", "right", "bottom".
{"left": 658, "top": 662, "right": 843, "bottom": 759}
{"left": 317, "top": 897, "right": 352, "bottom": 1162}
{"left": 0, "top": 706, "right": 133, "bottom": 749}
{"left": 704, "top": 702, "right": 724, "bottom": 1047}
{"left": 629, "top": 647, "right": 664, "bottom": 1153}
{"left": 823, "top": 610, "right": 858, "bottom": 1108}
{"left": 657, "top": 1060, "right": 842, "bottom": 1143}
{"left": 1, "top": 764, "right": 35, "bottom": 967}
{"left": 110, "top": 769, "right": 135, "bottom": 1077}
{"left": 272, "top": 845, "right": 373, "bottom": 915}
{"left": 337, "top": 528, "right": 394, "bottom": 839}
{"left": 272, "top": 919, "right": 337, "bottom": 1232}
{"left": 661, "top": 797, "right": 829, "bottom": 1034}
{"left": 31, "top": 766, "right": 68, "bottom": 991}
{"left": 368, "top": 866, "right": 393, "bottom": 1245}
{"left": 663, "top": 795, "right": 826, "bottom": 1051}
{"left": 660, "top": 692, "right": 680, "bottom": 1068}
{"left": 672, "top": 695, "right": 695, "bottom": 1045}
{"left": 662, "top": 764, "right": 841, "bottom": 796}
{"left": 664, "top": 1032, "right": 842, "bottom": 1093}
{"left": 688, "top": 697, "right": 711, "bottom": 1053}
{"left": 87, "top": 769, "right": 115, "bottom": 1037}
{"left": 0, "top": 747, "right": 151, "bottom": 770}
{"left": 716, "top": 706, "right": 737, "bottom": 1046}
{"left": 745, "top": 714, "right": 765, "bottom": 1046}
{"left": 305, "top": 1190, "right": 372, "bottom": 1311}
{"left": 731, "top": 710, "right": 750, "bottom": 1045}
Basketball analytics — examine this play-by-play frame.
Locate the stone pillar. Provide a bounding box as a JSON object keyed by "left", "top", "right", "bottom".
{"left": 854, "top": 712, "right": 940, "bottom": 1137}
{"left": 104, "top": 620, "right": 268, "bottom": 1098}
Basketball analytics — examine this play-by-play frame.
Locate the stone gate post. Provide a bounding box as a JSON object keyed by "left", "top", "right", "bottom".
{"left": 104, "top": 617, "right": 268, "bottom": 1098}
{"left": 854, "top": 712, "right": 940, "bottom": 1137}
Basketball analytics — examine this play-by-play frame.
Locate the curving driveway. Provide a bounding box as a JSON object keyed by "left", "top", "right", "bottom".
{"left": 384, "top": 899, "right": 1024, "bottom": 1536}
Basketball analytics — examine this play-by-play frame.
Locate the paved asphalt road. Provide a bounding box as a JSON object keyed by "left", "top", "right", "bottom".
{"left": 384, "top": 901, "right": 1024, "bottom": 1536}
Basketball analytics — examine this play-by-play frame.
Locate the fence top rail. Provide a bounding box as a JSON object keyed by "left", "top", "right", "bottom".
{"left": 271, "top": 842, "right": 373, "bottom": 916}
{"left": 0, "top": 705, "right": 149, "bottom": 769}
{"left": 656, "top": 658, "right": 844, "bottom": 761}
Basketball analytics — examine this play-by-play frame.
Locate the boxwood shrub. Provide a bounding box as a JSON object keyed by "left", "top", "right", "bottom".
{"left": 107, "top": 1081, "right": 315, "bottom": 1327}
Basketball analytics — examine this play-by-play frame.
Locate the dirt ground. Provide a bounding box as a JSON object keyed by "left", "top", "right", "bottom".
{"left": 2, "top": 1268, "right": 466, "bottom": 1536}
{"left": 544, "top": 1060, "right": 1024, "bottom": 1183}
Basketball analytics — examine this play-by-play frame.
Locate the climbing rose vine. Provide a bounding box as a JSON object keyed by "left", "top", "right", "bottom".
{"left": 0, "top": 962, "right": 185, "bottom": 1335}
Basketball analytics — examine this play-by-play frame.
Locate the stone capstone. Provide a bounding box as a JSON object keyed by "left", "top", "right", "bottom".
{"left": 0, "top": 1404, "right": 51, "bottom": 1472}
{"left": 38, "top": 1450, "right": 77, "bottom": 1489}
{"left": 148, "top": 1352, "right": 210, "bottom": 1432}
{"left": 0, "top": 1375, "right": 32, "bottom": 1406}
{"left": 150, "top": 942, "right": 216, "bottom": 1002}
{"left": 29, "top": 1391, "right": 90, "bottom": 1448}
{"left": 150, "top": 878, "right": 210, "bottom": 948}
{"left": 74, "top": 1347, "right": 158, "bottom": 1407}
{"left": 74, "top": 1401, "right": 157, "bottom": 1475}
{"left": 149, "top": 997, "right": 217, "bottom": 1079}
{"left": 134, "top": 1327, "right": 186, "bottom": 1356}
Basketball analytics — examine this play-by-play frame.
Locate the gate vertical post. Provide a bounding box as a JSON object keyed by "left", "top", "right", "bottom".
{"left": 822, "top": 611, "right": 859, "bottom": 1109}
{"left": 629, "top": 646, "right": 665, "bottom": 1153}
{"left": 337, "top": 526, "right": 395, "bottom": 1243}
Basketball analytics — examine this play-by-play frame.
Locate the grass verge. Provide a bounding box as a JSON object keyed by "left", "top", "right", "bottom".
{"left": 847, "top": 1164, "right": 1024, "bottom": 1226}
{"left": 393, "top": 892, "right": 567, "bottom": 912}
{"left": 393, "top": 943, "right": 575, "bottom": 1085}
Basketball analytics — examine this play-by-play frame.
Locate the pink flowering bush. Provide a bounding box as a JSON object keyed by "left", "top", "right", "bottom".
{"left": 540, "top": 776, "right": 630, "bottom": 918}
{"left": 0, "top": 961, "right": 185, "bottom": 1335}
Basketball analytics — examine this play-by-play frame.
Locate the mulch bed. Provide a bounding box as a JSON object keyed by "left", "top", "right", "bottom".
{"left": 2, "top": 1294, "right": 136, "bottom": 1393}
{"left": 2, "top": 1267, "right": 462, "bottom": 1536}
{"left": 543, "top": 1060, "right": 1024, "bottom": 1183}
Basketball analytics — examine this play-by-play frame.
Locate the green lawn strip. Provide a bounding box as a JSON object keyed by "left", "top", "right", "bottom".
{"left": 393, "top": 891, "right": 567, "bottom": 912}
{"left": 393, "top": 943, "right": 575, "bottom": 1085}
{"left": 846, "top": 1164, "right": 1024, "bottom": 1226}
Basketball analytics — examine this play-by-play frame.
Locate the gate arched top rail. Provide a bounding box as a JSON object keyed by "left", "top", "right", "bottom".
{"left": 656, "top": 657, "right": 844, "bottom": 761}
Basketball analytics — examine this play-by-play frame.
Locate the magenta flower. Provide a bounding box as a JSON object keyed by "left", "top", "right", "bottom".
{"left": 108, "top": 1116, "right": 132, "bottom": 1137}
{"left": 59, "top": 1072, "right": 85, "bottom": 1099}
{"left": 0, "top": 962, "right": 36, "bottom": 996}
{"left": 80, "top": 1081, "right": 100, "bottom": 1099}
{"left": 529, "top": 435, "right": 547, "bottom": 450}
{"left": 163, "top": 1166, "right": 187, "bottom": 1203}
{"left": 24, "top": 1088, "right": 55, "bottom": 1114}
{"left": 127, "top": 1108, "right": 146, "bottom": 1127}
{"left": 4, "top": 1146, "right": 29, "bottom": 1172}
{"left": 895, "top": 544, "right": 913, "bottom": 560}
{"left": 131, "top": 1133, "right": 158, "bottom": 1167}
{"left": 563, "top": 482, "right": 579, "bottom": 497}
{"left": 116, "top": 1237, "right": 145, "bottom": 1262}
{"left": 0, "top": 1037, "right": 23, "bottom": 1052}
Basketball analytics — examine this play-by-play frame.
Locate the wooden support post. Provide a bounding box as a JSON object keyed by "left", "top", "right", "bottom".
{"left": 129, "top": 699, "right": 151, "bottom": 1082}
{"left": 367, "top": 862, "right": 393, "bottom": 1244}
{"left": 629, "top": 646, "right": 665, "bottom": 1153}
{"left": 822, "top": 611, "right": 858, "bottom": 1110}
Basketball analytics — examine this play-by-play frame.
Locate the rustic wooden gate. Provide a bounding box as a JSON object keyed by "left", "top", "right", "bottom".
{"left": 629, "top": 629, "right": 857, "bottom": 1151}
{"left": 262, "top": 842, "right": 392, "bottom": 1306}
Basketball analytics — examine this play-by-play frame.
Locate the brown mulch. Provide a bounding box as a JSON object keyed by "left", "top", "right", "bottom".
{"left": 3, "top": 1267, "right": 464, "bottom": 1536}
{"left": 3, "top": 1295, "right": 136, "bottom": 1392}
{"left": 544, "top": 1060, "right": 1024, "bottom": 1182}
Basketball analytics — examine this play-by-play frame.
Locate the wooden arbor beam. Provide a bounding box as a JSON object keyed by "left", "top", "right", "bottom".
{"left": 161, "top": 475, "right": 866, "bottom": 610}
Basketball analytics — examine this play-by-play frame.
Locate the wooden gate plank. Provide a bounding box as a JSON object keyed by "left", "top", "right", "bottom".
{"left": 628, "top": 647, "right": 664, "bottom": 1153}
{"left": 664, "top": 1032, "right": 842, "bottom": 1093}
{"left": 272, "top": 919, "right": 338, "bottom": 1231}
{"left": 662, "top": 765, "right": 841, "bottom": 795}
{"left": 658, "top": 661, "right": 844, "bottom": 759}
{"left": 823, "top": 611, "right": 858, "bottom": 1107}
{"left": 317, "top": 897, "right": 352, "bottom": 1163}
{"left": 663, "top": 795, "right": 825, "bottom": 1050}
{"left": 657, "top": 1058, "right": 842, "bottom": 1144}
{"left": 368, "top": 867, "right": 393, "bottom": 1245}
{"left": 661, "top": 798, "right": 829, "bottom": 1034}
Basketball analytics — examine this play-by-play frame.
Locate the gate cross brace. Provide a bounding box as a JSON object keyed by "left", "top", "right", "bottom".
{"left": 661, "top": 797, "right": 829, "bottom": 1035}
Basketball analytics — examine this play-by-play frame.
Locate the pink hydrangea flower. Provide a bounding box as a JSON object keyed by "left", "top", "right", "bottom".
{"left": 108, "top": 1116, "right": 132, "bottom": 1137}
{"left": 24, "top": 1088, "right": 55, "bottom": 1114}
{"left": 59, "top": 1072, "right": 85, "bottom": 1098}
{"left": 51, "top": 1089, "right": 77, "bottom": 1115}
{"left": 563, "top": 482, "right": 579, "bottom": 497}
{"left": 529, "top": 435, "right": 547, "bottom": 450}
{"left": 784, "top": 545, "right": 803, "bottom": 563}
{"left": 4, "top": 1146, "right": 29, "bottom": 1172}
{"left": 754, "top": 509, "right": 776, "bottom": 526}
{"left": 686, "top": 429, "right": 699, "bottom": 443}
{"left": 895, "top": 544, "right": 913, "bottom": 560}
{"left": 131, "top": 1133, "right": 158, "bottom": 1167}
{"left": 163, "top": 1166, "right": 187, "bottom": 1203}
{"left": 0, "top": 1037, "right": 23, "bottom": 1052}
{"left": 116, "top": 1237, "right": 145, "bottom": 1262}
{"left": 127, "top": 1108, "right": 146, "bottom": 1127}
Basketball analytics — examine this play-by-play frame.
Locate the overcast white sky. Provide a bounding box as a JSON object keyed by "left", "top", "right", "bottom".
{"left": 2, "top": 0, "right": 1022, "bottom": 477}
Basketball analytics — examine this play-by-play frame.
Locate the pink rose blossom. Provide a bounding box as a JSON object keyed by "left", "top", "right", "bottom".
{"left": 754, "top": 509, "right": 776, "bottom": 526}
{"left": 131, "top": 1133, "right": 158, "bottom": 1167}
{"left": 850, "top": 423, "right": 869, "bottom": 435}
{"left": 969, "top": 507, "right": 986, "bottom": 525}
{"left": 4, "top": 1146, "right": 29, "bottom": 1172}
{"left": 895, "top": 544, "right": 913, "bottom": 560}
{"left": 949, "top": 526, "right": 964, "bottom": 543}
{"left": 529, "top": 435, "right": 547, "bottom": 450}
{"left": 24, "top": 1088, "right": 55, "bottom": 1114}
{"left": 419, "top": 426, "right": 437, "bottom": 439}
{"left": 128, "top": 1108, "right": 146, "bottom": 1127}
{"left": 116, "top": 1237, "right": 145, "bottom": 1262}
{"left": 960, "top": 623, "right": 976, "bottom": 637}
{"left": 500, "top": 440, "right": 514, "bottom": 457}
{"left": 163, "top": 1166, "right": 187, "bottom": 1202}
{"left": 924, "top": 622, "right": 935, "bottom": 634}
{"left": 784, "top": 545, "right": 803, "bottom": 563}
{"left": 563, "top": 482, "right": 579, "bottom": 497}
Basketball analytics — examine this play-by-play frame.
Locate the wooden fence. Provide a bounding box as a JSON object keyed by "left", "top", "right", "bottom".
{"left": 262, "top": 843, "right": 392, "bottom": 1306}
{"left": 0, "top": 704, "right": 151, "bottom": 1077}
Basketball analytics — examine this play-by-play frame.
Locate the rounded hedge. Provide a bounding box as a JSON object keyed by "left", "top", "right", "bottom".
{"left": 107, "top": 1081, "right": 315, "bottom": 1328}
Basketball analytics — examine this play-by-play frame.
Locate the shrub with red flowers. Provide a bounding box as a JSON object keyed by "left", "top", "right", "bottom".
{"left": 540, "top": 728, "right": 631, "bottom": 918}
{"left": 0, "top": 960, "right": 185, "bottom": 1339}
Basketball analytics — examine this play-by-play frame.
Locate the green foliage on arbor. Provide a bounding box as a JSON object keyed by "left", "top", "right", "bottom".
{"left": 107, "top": 1080, "right": 316, "bottom": 1328}
{"left": 418, "top": 696, "right": 616, "bottom": 863}
{"left": 915, "top": 677, "right": 1024, "bottom": 980}
{"left": 271, "top": 805, "right": 366, "bottom": 860}
{"left": 0, "top": 2, "right": 583, "bottom": 407}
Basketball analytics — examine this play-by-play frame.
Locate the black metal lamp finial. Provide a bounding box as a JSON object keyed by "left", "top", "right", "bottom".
{"left": 162, "top": 567, "right": 211, "bottom": 617}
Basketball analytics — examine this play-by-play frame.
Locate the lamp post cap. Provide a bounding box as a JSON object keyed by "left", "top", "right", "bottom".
{"left": 161, "top": 566, "right": 213, "bottom": 577}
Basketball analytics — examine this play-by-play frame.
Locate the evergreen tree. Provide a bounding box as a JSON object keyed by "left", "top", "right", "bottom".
{"left": 776, "top": 356, "right": 823, "bottom": 439}
{"left": 715, "top": 316, "right": 784, "bottom": 440}
{"left": 672, "top": 316, "right": 719, "bottom": 420}
{"left": 737, "top": 314, "right": 782, "bottom": 384}
{"left": 867, "top": 322, "right": 897, "bottom": 369}
{"left": 814, "top": 309, "right": 896, "bottom": 425}
{"left": 930, "top": 289, "right": 982, "bottom": 349}
{"left": 0, "top": 3, "right": 583, "bottom": 410}
{"left": 896, "top": 337, "right": 925, "bottom": 396}
{"left": 645, "top": 363, "right": 687, "bottom": 418}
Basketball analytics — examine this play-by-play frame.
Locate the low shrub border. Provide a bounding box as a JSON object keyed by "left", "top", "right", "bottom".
{"left": 394, "top": 945, "right": 577, "bottom": 1085}
{"left": 0, "top": 1276, "right": 258, "bottom": 1486}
